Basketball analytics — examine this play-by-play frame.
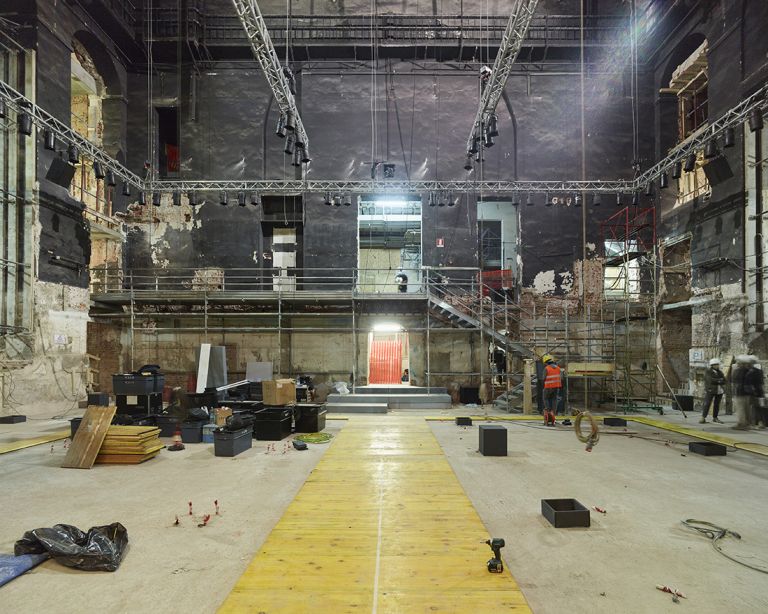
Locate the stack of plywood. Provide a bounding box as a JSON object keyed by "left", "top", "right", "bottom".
{"left": 95, "top": 425, "right": 164, "bottom": 465}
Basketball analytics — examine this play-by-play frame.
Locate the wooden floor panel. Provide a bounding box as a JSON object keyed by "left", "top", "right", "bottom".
{"left": 218, "top": 417, "right": 532, "bottom": 613}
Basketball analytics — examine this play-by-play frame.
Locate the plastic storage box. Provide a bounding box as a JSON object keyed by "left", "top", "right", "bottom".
{"left": 155, "top": 415, "right": 180, "bottom": 437}
{"left": 202, "top": 424, "right": 216, "bottom": 443}
{"left": 214, "top": 427, "right": 253, "bottom": 457}
{"left": 253, "top": 407, "right": 293, "bottom": 440}
{"left": 295, "top": 405, "right": 326, "bottom": 433}
{"left": 181, "top": 422, "right": 204, "bottom": 443}
{"left": 113, "top": 374, "right": 155, "bottom": 395}
{"left": 479, "top": 424, "right": 507, "bottom": 456}
{"left": 541, "top": 498, "right": 591, "bottom": 528}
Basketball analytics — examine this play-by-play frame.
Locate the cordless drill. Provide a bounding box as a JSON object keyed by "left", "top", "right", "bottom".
{"left": 485, "top": 538, "right": 505, "bottom": 573}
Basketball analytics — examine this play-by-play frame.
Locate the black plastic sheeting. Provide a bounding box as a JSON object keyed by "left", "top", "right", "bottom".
{"left": 14, "top": 523, "right": 128, "bottom": 572}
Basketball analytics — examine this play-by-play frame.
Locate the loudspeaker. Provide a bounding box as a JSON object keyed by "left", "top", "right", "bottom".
{"left": 702, "top": 156, "right": 734, "bottom": 186}
{"left": 45, "top": 157, "right": 76, "bottom": 188}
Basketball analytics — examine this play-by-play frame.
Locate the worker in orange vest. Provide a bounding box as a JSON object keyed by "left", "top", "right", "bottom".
{"left": 542, "top": 356, "right": 563, "bottom": 426}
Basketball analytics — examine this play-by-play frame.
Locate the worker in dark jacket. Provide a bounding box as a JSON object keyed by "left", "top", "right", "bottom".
{"left": 732, "top": 355, "right": 758, "bottom": 430}
{"left": 746, "top": 362, "right": 765, "bottom": 428}
{"left": 700, "top": 358, "right": 726, "bottom": 424}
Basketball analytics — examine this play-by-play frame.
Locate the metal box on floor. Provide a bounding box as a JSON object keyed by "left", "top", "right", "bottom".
{"left": 214, "top": 427, "right": 253, "bottom": 457}
{"left": 456, "top": 417, "right": 472, "bottom": 426}
{"left": 603, "top": 417, "right": 627, "bottom": 427}
{"left": 541, "top": 498, "right": 590, "bottom": 528}
{"left": 181, "top": 422, "right": 204, "bottom": 443}
{"left": 479, "top": 424, "right": 507, "bottom": 456}
{"left": 688, "top": 441, "right": 727, "bottom": 456}
{"left": 295, "top": 405, "right": 326, "bottom": 433}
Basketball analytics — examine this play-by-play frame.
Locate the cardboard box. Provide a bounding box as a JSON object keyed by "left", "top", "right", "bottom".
{"left": 215, "top": 407, "right": 233, "bottom": 427}
{"left": 263, "top": 379, "right": 296, "bottom": 406}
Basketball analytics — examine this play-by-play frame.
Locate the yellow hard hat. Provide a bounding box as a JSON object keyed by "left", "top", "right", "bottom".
{"left": 541, "top": 354, "right": 553, "bottom": 364}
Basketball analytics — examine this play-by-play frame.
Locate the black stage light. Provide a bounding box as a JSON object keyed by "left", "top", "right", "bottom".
{"left": 511, "top": 193, "right": 520, "bottom": 206}
{"left": 525, "top": 192, "right": 534, "bottom": 207}
{"left": 574, "top": 194, "right": 582, "bottom": 208}
{"left": 44, "top": 130, "right": 56, "bottom": 151}
{"left": 122, "top": 181, "right": 131, "bottom": 197}
{"left": 748, "top": 108, "right": 764, "bottom": 133}
{"left": 292, "top": 148, "right": 302, "bottom": 167}
{"left": 438, "top": 192, "right": 446, "bottom": 207}
{"left": 106, "top": 170, "right": 116, "bottom": 187}
{"left": 67, "top": 144, "right": 79, "bottom": 164}
{"left": 138, "top": 192, "right": 146, "bottom": 206}
{"left": 671, "top": 161, "right": 682, "bottom": 179}
{"left": 219, "top": 191, "right": 228, "bottom": 206}
{"left": 251, "top": 192, "right": 261, "bottom": 206}
{"left": 285, "top": 111, "right": 296, "bottom": 132}
{"left": 592, "top": 193, "right": 601, "bottom": 207}
{"left": 645, "top": 182, "right": 653, "bottom": 197}
{"left": 333, "top": 195, "right": 341, "bottom": 207}
{"left": 275, "top": 115, "right": 286, "bottom": 138}
{"left": 152, "top": 192, "right": 161, "bottom": 206}
{"left": 683, "top": 152, "right": 697, "bottom": 173}
{"left": 284, "top": 135, "right": 294, "bottom": 156}
{"left": 188, "top": 192, "right": 198, "bottom": 206}
{"left": 301, "top": 147, "right": 311, "bottom": 164}
{"left": 545, "top": 192, "right": 552, "bottom": 207}
{"left": 0, "top": 100, "right": 5, "bottom": 118}
{"left": 631, "top": 192, "right": 639, "bottom": 206}
{"left": 659, "top": 171, "right": 669, "bottom": 189}
{"left": 464, "top": 154, "right": 473, "bottom": 171}
{"left": 92, "top": 160, "right": 105, "bottom": 179}
{"left": 238, "top": 191, "right": 246, "bottom": 206}
{"left": 616, "top": 193, "right": 622, "bottom": 207}
{"left": 704, "top": 139, "right": 718, "bottom": 159}
{"left": 483, "top": 129, "right": 494, "bottom": 148}
{"left": 343, "top": 194, "right": 352, "bottom": 207}
{"left": 723, "top": 127, "right": 735, "bottom": 148}
{"left": 324, "top": 193, "right": 332, "bottom": 206}
{"left": 487, "top": 114, "right": 499, "bottom": 137}
{"left": 18, "top": 111, "right": 33, "bottom": 136}
{"left": 447, "top": 191, "right": 455, "bottom": 207}
{"left": 428, "top": 192, "right": 436, "bottom": 207}
{"left": 173, "top": 191, "right": 182, "bottom": 206}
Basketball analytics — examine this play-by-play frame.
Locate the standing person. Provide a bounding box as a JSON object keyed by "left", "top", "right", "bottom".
{"left": 395, "top": 271, "right": 408, "bottom": 293}
{"left": 731, "top": 355, "right": 756, "bottom": 430}
{"left": 700, "top": 358, "right": 726, "bottom": 424}
{"left": 542, "top": 356, "right": 562, "bottom": 426}
{"left": 746, "top": 361, "right": 765, "bottom": 428}
{"left": 401, "top": 369, "right": 409, "bottom": 383}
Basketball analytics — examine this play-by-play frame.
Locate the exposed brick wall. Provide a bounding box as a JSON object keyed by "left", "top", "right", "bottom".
{"left": 86, "top": 321, "right": 122, "bottom": 393}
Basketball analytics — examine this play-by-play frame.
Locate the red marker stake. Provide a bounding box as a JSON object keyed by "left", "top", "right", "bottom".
{"left": 188, "top": 501, "right": 193, "bottom": 516}
{"left": 214, "top": 500, "right": 220, "bottom": 515}
{"left": 174, "top": 515, "right": 180, "bottom": 526}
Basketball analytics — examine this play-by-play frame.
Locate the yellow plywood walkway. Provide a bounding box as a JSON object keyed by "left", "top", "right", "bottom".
{"left": 0, "top": 429, "right": 70, "bottom": 455}
{"left": 219, "top": 417, "right": 531, "bottom": 613}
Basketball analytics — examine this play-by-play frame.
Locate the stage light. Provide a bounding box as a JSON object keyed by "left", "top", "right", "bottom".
{"left": 122, "top": 182, "right": 131, "bottom": 197}
{"left": 447, "top": 191, "right": 455, "bottom": 207}
{"left": 92, "top": 161, "right": 105, "bottom": 179}
{"left": 592, "top": 193, "right": 601, "bottom": 207}
{"left": 238, "top": 191, "right": 246, "bottom": 206}
{"left": 343, "top": 193, "right": 352, "bottom": 207}
{"left": 671, "top": 161, "right": 682, "bottom": 179}
{"left": 487, "top": 114, "right": 499, "bottom": 137}
{"left": 464, "top": 154, "right": 473, "bottom": 171}
{"left": 723, "top": 127, "right": 735, "bottom": 148}
{"left": 616, "top": 193, "right": 622, "bottom": 207}
{"left": 545, "top": 192, "right": 552, "bottom": 207}
{"left": 631, "top": 192, "right": 639, "bottom": 206}
{"left": 106, "top": 170, "right": 116, "bottom": 187}
{"left": 285, "top": 111, "right": 296, "bottom": 132}
{"left": 173, "top": 191, "right": 181, "bottom": 206}
{"left": 748, "top": 108, "right": 764, "bottom": 133}
{"left": 44, "top": 130, "right": 56, "bottom": 151}
{"left": 703, "top": 139, "right": 718, "bottom": 159}
{"left": 483, "top": 129, "right": 494, "bottom": 148}
{"left": 152, "top": 192, "right": 161, "bottom": 206}
{"left": 428, "top": 192, "right": 436, "bottom": 207}
{"left": 574, "top": 194, "right": 582, "bottom": 208}
{"left": 250, "top": 192, "right": 261, "bottom": 206}
{"left": 188, "top": 192, "right": 198, "bottom": 206}
{"left": 659, "top": 171, "right": 669, "bottom": 189}
{"left": 18, "top": 112, "right": 32, "bottom": 136}
{"left": 67, "top": 144, "right": 79, "bottom": 164}
{"left": 275, "top": 115, "right": 286, "bottom": 138}
{"left": 324, "top": 193, "right": 332, "bottom": 206}
{"left": 333, "top": 195, "right": 341, "bottom": 207}
{"left": 219, "top": 191, "right": 228, "bottom": 206}
{"left": 683, "top": 152, "right": 697, "bottom": 173}
{"left": 645, "top": 182, "right": 653, "bottom": 197}
{"left": 284, "top": 135, "right": 294, "bottom": 156}
{"left": 138, "top": 192, "right": 146, "bottom": 206}
{"left": 525, "top": 192, "right": 534, "bottom": 206}
{"left": 301, "top": 147, "right": 311, "bottom": 164}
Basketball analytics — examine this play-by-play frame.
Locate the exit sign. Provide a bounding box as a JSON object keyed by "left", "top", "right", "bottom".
{"left": 436, "top": 238, "right": 444, "bottom": 247}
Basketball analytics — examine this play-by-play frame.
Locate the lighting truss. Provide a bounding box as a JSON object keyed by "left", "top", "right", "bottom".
{"left": 464, "top": 0, "right": 539, "bottom": 155}
{"left": 231, "top": 0, "right": 309, "bottom": 150}
{"left": 0, "top": 80, "right": 144, "bottom": 188}
{"left": 637, "top": 82, "right": 768, "bottom": 188}
{"left": 147, "top": 179, "right": 635, "bottom": 195}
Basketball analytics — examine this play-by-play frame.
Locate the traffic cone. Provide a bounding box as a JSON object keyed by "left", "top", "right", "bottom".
{"left": 167, "top": 427, "right": 185, "bottom": 451}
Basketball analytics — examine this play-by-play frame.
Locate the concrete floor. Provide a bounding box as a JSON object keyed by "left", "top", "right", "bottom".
{"left": 0, "top": 419, "right": 343, "bottom": 613}
{"left": 2, "top": 410, "right": 768, "bottom": 613}
{"left": 432, "top": 419, "right": 768, "bottom": 614}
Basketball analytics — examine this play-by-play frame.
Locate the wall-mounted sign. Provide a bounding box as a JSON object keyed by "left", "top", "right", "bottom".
{"left": 436, "top": 238, "right": 444, "bottom": 247}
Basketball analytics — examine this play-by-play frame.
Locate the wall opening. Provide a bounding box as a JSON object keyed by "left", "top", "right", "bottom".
{"left": 157, "top": 106, "right": 179, "bottom": 178}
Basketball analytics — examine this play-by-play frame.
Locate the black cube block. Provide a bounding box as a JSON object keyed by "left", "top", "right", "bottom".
{"left": 456, "top": 417, "right": 472, "bottom": 426}
{"left": 541, "top": 498, "right": 590, "bottom": 528}
{"left": 604, "top": 417, "right": 627, "bottom": 427}
{"left": 688, "top": 441, "right": 727, "bottom": 456}
{"left": 479, "top": 424, "right": 507, "bottom": 456}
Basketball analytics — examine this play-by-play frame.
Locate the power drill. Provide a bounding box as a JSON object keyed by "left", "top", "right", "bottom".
{"left": 485, "top": 538, "right": 505, "bottom": 573}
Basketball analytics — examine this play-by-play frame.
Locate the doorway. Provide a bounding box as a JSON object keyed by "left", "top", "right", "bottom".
{"left": 368, "top": 331, "right": 409, "bottom": 385}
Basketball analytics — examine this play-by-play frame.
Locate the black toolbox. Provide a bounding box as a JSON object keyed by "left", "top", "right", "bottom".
{"left": 181, "top": 421, "right": 205, "bottom": 443}
{"left": 155, "top": 415, "right": 181, "bottom": 437}
{"left": 295, "top": 404, "right": 326, "bottom": 433}
{"left": 214, "top": 427, "right": 253, "bottom": 457}
{"left": 253, "top": 407, "right": 293, "bottom": 441}
{"left": 112, "top": 364, "right": 165, "bottom": 395}
{"left": 116, "top": 392, "right": 163, "bottom": 415}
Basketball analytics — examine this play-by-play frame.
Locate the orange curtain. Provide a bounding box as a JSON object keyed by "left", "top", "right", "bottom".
{"left": 369, "top": 339, "right": 402, "bottom": 384}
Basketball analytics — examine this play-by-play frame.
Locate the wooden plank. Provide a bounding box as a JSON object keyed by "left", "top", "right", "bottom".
{"left": 95, "top": 451, "right": 160, "bottom": 464}
{"left": 100, "top": 442, "right": 164, "bottom": 455}
{"left": 0, "top": 430, "right": 69, "bottom": 455}
{"left": 61, "top": 406, "right": 117, "bottom": 469}
{"left": 105, "top": 426, "right": 161, "bottom": 437}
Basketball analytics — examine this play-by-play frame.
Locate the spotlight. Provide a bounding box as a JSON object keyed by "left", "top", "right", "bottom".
{"left": 138, "top": 192, "right": 146, "bottom": 206}
{"left": 616, "top": 193, "right": 622, "bottom": 207}
{"left": 511, "top": 193, "right": 520, "bottom": 206}
{"left": 574, "top": 194, "right": 582, "bottom": 208}
{"left": 704, "top": 139, "right": 718, "bottom": 159}
{"left": 474, "top": 150, "right": 483, "bottom": 163}
{"left": 92, "top": 160, "right": 105, "bottom": 180}
{"left": 295, "top": 136, "right": 305, "bottom": 150}
{"left": 645, "top": 182, "right": 653, "bottom": 197}
{"left": 285, "top": 111, "right": 296, "bottom": 132}
{"left": 173, "top": 191, "right": 182, "bottom": 206}
{"left": 487, "top": 114, "right": 499, "bottom": 138}
{"left": 324, "top": 193, "right": 332, "bottom": 206}
{"left": 238, "top": 191, "right": 246, "bottom": 206}
{"left": 0, "top": 100, "right": 5, "bottom": 118}
{"left": 659, "top": 171, "right": 669, "bottom": 189}
{"left": 671, "top": 161, "right": 682, "bottom": 179}
{"left": 525, "top": 192, "right": 534, "bottom": 207}
{"left": 122, "top": 181, "right": 131, "bottom": 197}
{"left": 284, "top": 135, "right": 294, "bottom": 156}
{"left": 631, "top": 192, "right": 639, "bottom": 206}
{"left": 464, "top": 154, "right": 473, "bottom": 171}
{"left": 301, "top": 147, "right": 311, "bottom": 164}
{"left": 188, "top": 192, "right": 198, "bottom": 206}
{"left": 292, "top": 148, "right": 302, "bottom": 167}
{"left": 343, "top": 194, "right": 352, "bottom": 207}
{"left": 447, "top": 191, "right": 455, "bottom": 207}
{"left": 333, "top": 195, "right": 341, "bottom": 207}
{"left": 275, "top": 115, "right": 286, "bottom": 138}
{"left": 469, "top": 135, "right": 479, "bottom": 155}
{"left": 250, "top": 192, "right": 261, "bottom": 206}
{"left": 152, "top": 192, "right": 161, "bottom": 206}
{"left": 545, "top": 193, "right": 553, "bottom": 207}
{"left": 748, "top": 108, "right": 764, "bottom": 133}
{"left": 723, "top": 127, "right": 735, "bottom": 148}
{"left": 18, "top": 111, "right": 32, "bottom": 136}
{"left": 438, "top": 192, "right": 446, "bottom": 207}
{"left": 483, "top": 129, "right": 494, "bottom": 148}
{"left": 43, "top": 130, "right": 56, "bottom": 151}
{"left": 428, "top": 192, "right": 437, "bottom": 207}
{"left": 106, "top": 170, "right": 117, "bottom": 187}
{"left": 67, "top": 144, "right": 79, "bottom": 164}
{"left": 683, "top": 152, "right": 697, "bottom": 173}
{"left": 592, "top": 193, "right": 601, "bottom": 207}
{"left": 219, "top": 191, "right": 228, "bottom": 206}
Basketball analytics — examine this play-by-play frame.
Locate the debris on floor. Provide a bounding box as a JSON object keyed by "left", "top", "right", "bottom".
{"left": 0, "top": 553, "right": 49, "bottom": 587}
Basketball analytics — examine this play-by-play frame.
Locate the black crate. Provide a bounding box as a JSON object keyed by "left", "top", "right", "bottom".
{"left": 116, "top": 393, "right": 163, "bottom": 416}
{"left": 214, "top": 427, "right": 253, "bottom": 457}
{"left": 70, "top": 417, "right": 82, "bottom": 438}
{"left": 295, "top": 405, "right": 326, "bottom": 433}
{"left": 254, "top": 416, "right": 292, "bottom": 441}
{"left": 456, "top": 417, "right": 473, "bottom": 426}
{"left": 689, "top": 441, "right": 727, "bottom": 456}
{"left": 254, "top": 407, "right": 293, "bottom": 421}
{"left": 541, "top": 498, "right": 591, "bottom": 528}
{"left": 0, "top": 415, "right": 26, "bottom": 424}
{"left": 155, "top": 415, "right": 181, "bottom": 437}
{"left": 674, "top": 394, "right": 694, "bottom": 413}
{"left": 603, "top": 417, "right": 627, "bottom": 427}
{"left": 479, "top": 424, "right": 507, "bottom": 456}
{"left": 181, "top": 422, "right": 203, "bottom": 443}
{"left": 87, "top": 393, "right": 110, "bottom": 406}
{"left": 113, "top": 374, "right": 155, "bottom": 395}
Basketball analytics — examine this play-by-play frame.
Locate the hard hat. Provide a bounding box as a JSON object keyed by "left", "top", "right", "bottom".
{"left": 708, "top": 358, "right": 720, "bottom": 366}
{"left": 541, "top": 354, "right": 552, "bottom": 364}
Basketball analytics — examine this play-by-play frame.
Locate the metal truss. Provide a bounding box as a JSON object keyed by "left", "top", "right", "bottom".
{"left": 464, "top": 0, "right": 539, "bottom": 155}
{"left": 147, "top": 178, "right": 635, "bottom": 195}
{"left": 0, "top": 80, "right": 144, "bottom": 188}
{"left": 231, "top": 0, "right": 309, "bottom": 150}
{"left": 637, "top": 82, "right": 768, "bottom": 188}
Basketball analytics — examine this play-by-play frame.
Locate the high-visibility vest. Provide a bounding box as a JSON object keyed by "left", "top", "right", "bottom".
{"left": 544, "top": 364, "right": 562, "bottom": 389}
